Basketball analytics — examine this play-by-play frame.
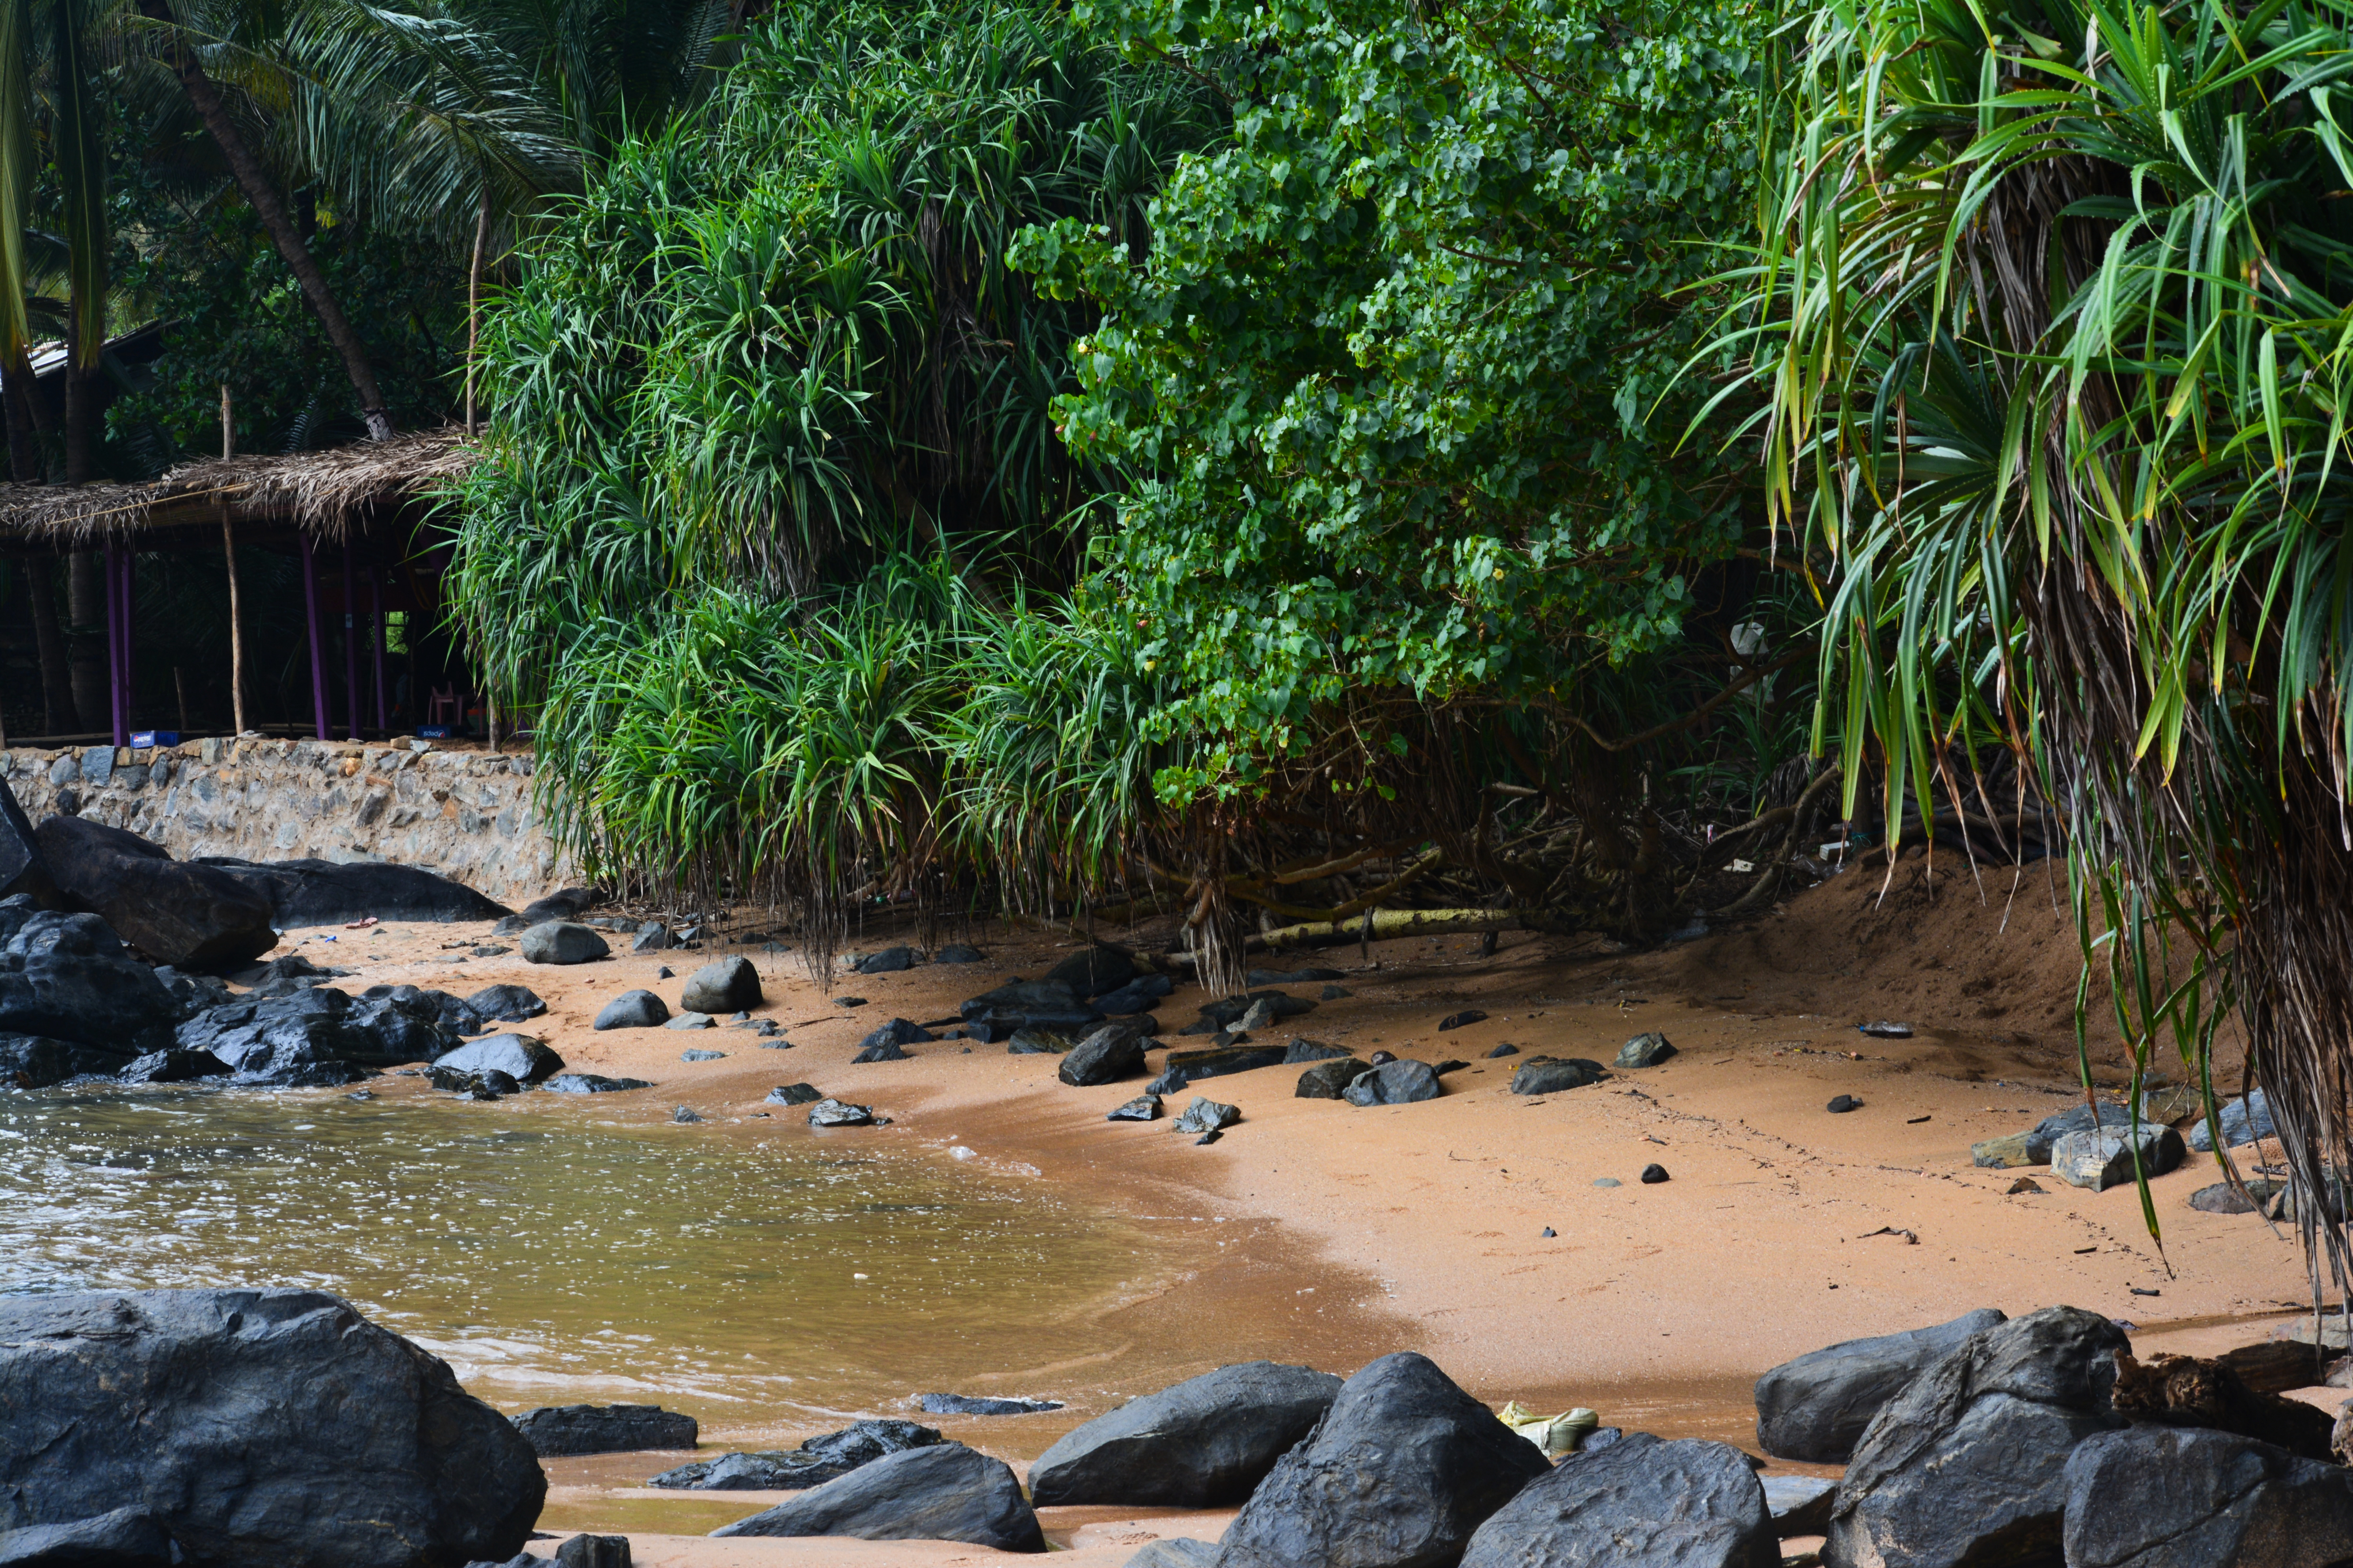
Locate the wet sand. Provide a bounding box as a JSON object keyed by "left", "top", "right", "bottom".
{"left": 307, "top": 861, "right": 2328, "bottom": 1561}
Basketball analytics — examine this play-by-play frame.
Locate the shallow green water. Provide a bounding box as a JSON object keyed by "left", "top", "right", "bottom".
{"left": 0, "top": 1085, "right": 1158, "bottom": 1422}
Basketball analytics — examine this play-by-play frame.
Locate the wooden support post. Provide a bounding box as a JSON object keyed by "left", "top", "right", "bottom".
{"left": 119, "top": 548, "right": 134, "bottom": 741}
{"left": 103, "top": 543, "right": 123, "bottom": 747}
{"left": 300, "top": 534, "right": 328, "bottom": 739}
{"left": 369, "top": 560, "right": 387, "bottom": 733}
{"left": 220, "top": 386, "right": 248, "bottom": 735}
{"left": 341, "top": 547, "right": 360, "bottom": 741}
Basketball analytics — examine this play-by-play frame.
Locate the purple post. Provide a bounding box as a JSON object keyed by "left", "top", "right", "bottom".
{"left": 118, "top": 548, "right": 134, "bottom": 740}
{"left": 300, "top": 533, "right": 329, "bottom": 739}
{"left": 342, "top": 547, "right": 360, "bottom": 740}
{"left": 369, "top": 560, "right": 389, "bottom": 732}
{"left": 104, "top": 543, "right": 125, "bottom": 747}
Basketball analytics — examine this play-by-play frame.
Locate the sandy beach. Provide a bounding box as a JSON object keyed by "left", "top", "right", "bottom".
{"left": 303, "top": 857, "right": 2323, "bottom": 1562}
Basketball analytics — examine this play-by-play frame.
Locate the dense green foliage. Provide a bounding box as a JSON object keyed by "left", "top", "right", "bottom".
{"left": 1749, "top": 0, "right": 2353, "bottom": 1269}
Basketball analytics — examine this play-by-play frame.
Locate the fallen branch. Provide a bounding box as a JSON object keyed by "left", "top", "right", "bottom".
{"left": 1163, "top": 905, "right": 1520, "bottom": 964}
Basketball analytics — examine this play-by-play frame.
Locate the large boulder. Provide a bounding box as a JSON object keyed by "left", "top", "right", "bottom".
{"left": 1060, "top": 1025, "right": 1148, "bottom": 1088}
{"left": 593, "top": 990, "right": 670, "bottom": 1031}
{"left": 193, "top": 857, "right": 512, "bottom": 926}
{"left": 1029, "top": 1361, "right": 1343, "bottom": 1507}
{"left": 33, "top": 816, "right": 276, "bottom": 972}
{"left": 511, "top": 1405, "right": 697, "bottom": 1458}
{"left": 709, "top": 1441, "right": 1044, "bottom": 1551}
{"left": 1212, "top": 1351, "right": 1551, "bottom": 1568}
{"left": 0, "top": 1506, "right": 178, "bottom": 1566}
{"left": 1754, "top": 1308, "right": 2008, "bottom": 1463}
{"left": 519, "top": 922, "right": 608, "bottom": 966}
{"left": 0, "top": 779, "right": 47, "bottom": 903}
{"left": 1821, "top": 1306, "right": 2129, "bottom": 1568}
{"left": 1971, "top": 1101, "right": 2149, "bottom": 1168}
{"left": 2051, "top": 1124, "right": 2185, "bottom": 1191}
{"left": 681, "top": 956, "right": 762, "bottom": 1014}
{"left": 435, "top": 1034, "right": 564, "bottom": 1085}
{"left": 1343, "top": 1059, "right": 1441, "bottom": 1107}
{"left": 465, "top": 985, "right": 547, "bottom": 1024}
{"left": 2188, "top": 1090, "right": 2277, "bottom": 1152}
{"left": 0, "top": 1288, "right": 545, "bottom": 1568}
{"left": 1, "top": 910, "right": 182, "bottom": 1056}
{"left": 2061, "top": 1425, "right": 2353, "bottom": 1567}
{"left": 1458, "top": 1433, "right": 1777, "bottom": 1568}
{"left": 179, "top": 987, "right": 463, "bottom": 1086}
{"left": 0, "top": 1033, "right": 134, "bottom": 1088}
{"left": 1511, "top": 1058, "right": 1605, "bottom": 1096}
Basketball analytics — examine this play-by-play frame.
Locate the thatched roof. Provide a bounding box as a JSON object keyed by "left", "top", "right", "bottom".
{"left": 0, "top": 428, "right": 477, "bottom": 547}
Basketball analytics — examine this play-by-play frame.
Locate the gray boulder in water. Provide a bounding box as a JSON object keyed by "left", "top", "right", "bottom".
{"left": 1459, "top": 1432, "right": 1776, "bottom": 1568}
{"left": 1029, "top": 1361, "right": 1341, "bottom": 1507}
{"left": 179, "top": 986, "right": 464, "bottom": 1087}
{"left": 1753, "top": 1308, "right": 2007, "bottom": 1463}
{"left": 710, "top": 1442, "right": 1043, "bottom": 1551}
{"left": 435, "top": 1033, "right": 564, "bottom": 1085}
{"left": 510, "top": 1405, "right": 697, "bottom": 1458}
{"left": 0, "top": 910, "right": 178, "bottom": 1057}
{"left": 1823, "top": 1306, "right": 2128, "bottom": 1568}
{"left": 0, "top": 1289, "right": 545, "bottom": 1568}
{"left": 1212, "top": 1352, "right": 1549, "bottom": 1568}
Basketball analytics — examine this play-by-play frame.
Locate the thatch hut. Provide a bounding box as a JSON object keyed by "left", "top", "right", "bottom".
{"left": 0, "top": 430, "right": 481, "bottom": 747}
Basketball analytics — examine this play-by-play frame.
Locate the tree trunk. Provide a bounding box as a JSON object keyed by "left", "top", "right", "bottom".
{"left": 26, "top": 558, "right": 73, "bottom": 733}
{"left": 61, "top": 333, "right": 97, "bottom": 483}
{"left": 3, "top": 361, "right": 36, "bottom": 482}
{"left": 138, "top": 0, "right": 395, "bottom": 441}
{"left": 67, "top": 552, "right": 104, "bottom": 731}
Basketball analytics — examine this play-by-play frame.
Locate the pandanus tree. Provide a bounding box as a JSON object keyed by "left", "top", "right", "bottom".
{"left": 1745, "top": 0, "right": 2353, "bottom": 1285}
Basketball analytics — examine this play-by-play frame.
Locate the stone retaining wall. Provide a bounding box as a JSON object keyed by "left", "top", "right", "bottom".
{"left": 0, "top": 737, "right": 565, "bottom": 907}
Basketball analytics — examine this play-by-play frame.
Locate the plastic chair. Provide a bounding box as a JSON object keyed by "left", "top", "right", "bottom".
{"left": 425, "top": 684, "right": 464, "bottom": 728}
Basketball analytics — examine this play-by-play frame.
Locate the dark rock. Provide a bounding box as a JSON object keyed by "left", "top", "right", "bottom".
{"left": 1172, "top": 1097, "right": 1239, "bottom": 1135}
{"left": 545, "top": 1074, "right": 650, "bottom": 1094}
{"left": 1061, "top": 1025, "right": 1147, "bottom": 1087}
{"left": 1369, "top": 1051, "right": 1396, "bottom": 1066}
{"left": 1823, "top": 1306, "right": 2130, "bottom": 1567}
{"left": 0, "top": 1288, "right": 543, "bottom": 1568}
{"left": 2188, "top": 1090, "right": 2276, "bottom": 1152}
{"left": 2061, "top": 1425, "right": 2353, "bottom": 1567}
{"left": 1826, "top": 1094, "right": 1859, "bottom": 1114}
{"left": 1295, "top": 1059, "right": 1366, "bottom": 1100}
{"left": 678, "top": 1047, "right": 725, "bottom": 1062}
{"left": 933, "top": 944, "right": 985, "bottom": 964}
{"left": 850, "top": 1039, "right": 908, "bottom": 1063}
{"left": 1511, "top": 1058, "right": 1605, "bottom": 1096}
{"left": 193, "top": 857, "right": 511, "bottom": 927}
{"left": 1762, "top": 1475, "right": 1835, "bottom": 1538}
{"left": 179, "top": 986, "right": 461, "bottom": 1086}
{"left": 632, "top": 922, "right": 672, "bottom": 953}
{"left": 553, "top": 1536, "right": 630, "bottom": 1568}
{"left": 118, "top": 1048, "right": 229, "bottom": 1084}
{"left": 962, "top": 979, "right": 1103, "bottom": 1036}
{"left": 1167, "top": 1043, "right": 1288, "bottom": 1080}
{"left": 1486, "top": 1043, "right": 1518, "bottom": 1058}
{"left": 1045, "top": 948, "right": 1138, "bottom": 999}
{"left": 435, "top": 1033, "right": 565, "bottom": 1084}
{"left": 671, "top": 1106, "right": 702, "bottom": 1123}
{"left": 854, "top": 946, "right": 915, "bottom": 974}
{"left": 430, "top": 1065, "right": 521, "bottom": 1099}
{"left": 0, "top": 1506, "right": 177, "bottom": 1566}
{"left": 767, "top": 1083, "right": 823, "bottom": 1106}
{"left": 1191, "top": 990, "right": 1315, "bottom": 1031}
{"left": 1029, "top": 1361, "right": 1342, "bottom": 1508}
{"left": 652, "top": 1421, "right": 941, "bottom": 1491}
{"left": 1434, "top": 1059, "right": 1468, "bottom": 1075}
{"left": 35, "top": 817, "right": 276, "bottom": 972}
{"left": 1540, "top": 1227, "right": 1555, "bottom": 1238}
{"left": 152, "top": 966, "right": 234, "bottom": 1020}
{"left": 1247, "top": 967, "right": 1347, "bottom": 986}
{"left": 356, "top": 984, "right": 485, "bottom": 1036}
{"left": 681, "top": 957, "right": 762, "bottom": 1014}
{"left": 808, "top": 1098, "right": 873, "bottom": 1128}
{"left": 2191, "top": 1179, "right": 2285, "bottom": 1215}
{"left": 1213, "top": 1351, "right": 1549, "bottom": 1568}
{"left": 519, "top": 922, "right": 608, "bottom": 966}
{"left": 1284, "top": 1039, "right": 1352, "bottom": 1063}
{"left": 858, "top": 1017, "right": 935, "bottom": 1053}
{"left": 594, "top": 990, "right": 670, "bottom": 1031}
{"left": 2051, "top": 1125, "right": 2184, "bottom": 1192}
{"left": 1146, "top": 1066, "right": 1187, "bottom": 1097}
{"left": 917, "top": 1392, "right": 1063, "bottom": 1416}
{"left": 1343, "top": 1059, "right": 1441, "bottom": 1107}
{"left": 1321, "top": 985, "right": 1352, "bottom": 1001}
{"left": 0, "top": 780, "right": 47, "bottom": 904}
{"left": 512, "top": 1405, "right": 698, "bottom": 1458}
{"left": 1438, "top": 1009, "right": 1487, "bottom": 1032}
{"left": 656, "top": 966, "right": 673, "bottom": 979}
{"left": 1457, "top": 1432, "right": 1775, "bottom": 1568}
{"left": 1, "top": 911, "right": 185, "bottom": 1057}
{"left": 1754, "top": 1308, "right": 2008, "bottom": 1463}
{"left": 0, "top": 1034, "right": 132, "bottom": 1089}
{"left": 464, "top": 985, "right": 547, "bottom": 1024}
{"left": 1639, "top": 1163, "right": 1669, "bottom": 1184}
{"left": 238, "top": 952, "right": 345, "bottom": 1001}
{"left": 1092, "top": 974, "right": 1176, "bottom": 1016}
{"left": 1194, "top": 1130, "right": 1223, "bottom": 1146}
{"left": 710, "top": 1442, "right": 1044, "bottom": 1551}
{"left": 1108, "top": 1095, "right": 1162, "bottom": 1121}
{"left": 1614, "top": 1032, "right": 1675, "bottom": 1069}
